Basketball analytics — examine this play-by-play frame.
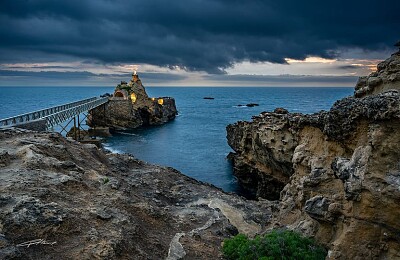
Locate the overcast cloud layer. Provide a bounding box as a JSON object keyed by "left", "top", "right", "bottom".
{"left": 0, "top": 0, "right": 399, "bottom": 76}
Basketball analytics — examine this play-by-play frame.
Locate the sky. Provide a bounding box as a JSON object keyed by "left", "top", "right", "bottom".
{"left": 0, "top": 0, "right": 399, "bottom": 87}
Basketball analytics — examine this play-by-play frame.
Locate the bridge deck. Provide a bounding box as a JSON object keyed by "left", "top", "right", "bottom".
{"left": 0, "top": 97, "right": 108, "bottom": 130}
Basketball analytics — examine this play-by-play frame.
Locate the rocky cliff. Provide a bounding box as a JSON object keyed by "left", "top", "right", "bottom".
{"left": 88, "top": 73, "right": 177, "bottom": 131}
{"left": 227, "top": 52, "right": 400, "bottom": 259}
{"left": 355, "top": 51, "right": 400, "bottom": 98}
{"left": 0, "top": 128, "right": 272, "bottom": 259}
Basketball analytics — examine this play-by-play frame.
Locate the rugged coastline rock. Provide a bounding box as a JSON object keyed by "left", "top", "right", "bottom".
{"left": 227, "top": 52, "right": 400, "bottom": 258}
{"left": 355, "top": 51, "right": 400, "bottom": 98}
{"left": 0, "top": 128, "right": 272, "bottom": 259}
{"left": 88, "top": 73, "right": 177, "bottom": 131}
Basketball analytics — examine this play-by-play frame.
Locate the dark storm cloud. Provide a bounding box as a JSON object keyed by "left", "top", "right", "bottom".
{"left": 0, "top": 70, "right": 104, "bottom": 86}
{"left": 0, "top": 70, "right": 185, "bottom": 80}
{"left": 0, "top": 69, "right": 187, "bottom": 86}
{"left": 0, "top": 69, "right": 356, "bottom": 86}
{"left": 0, "top": 70, "right": 95, "bottom": 79}
{"left": 0, "top": 0, "right": 399, "bottom": 73}
{"left": 6, "top": 65, "right": 74, "bottom": 69}
{"left": 337, "top": 65, "right": 359, "bottom": 70}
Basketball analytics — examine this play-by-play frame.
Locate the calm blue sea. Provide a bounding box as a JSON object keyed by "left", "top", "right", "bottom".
{"left": 0, "top": 86, "right": 353, "bottom": 194}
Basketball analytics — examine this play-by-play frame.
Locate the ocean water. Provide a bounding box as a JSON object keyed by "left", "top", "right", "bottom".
{"left": 0, "top": 86, "right": 353, "bottom": 194}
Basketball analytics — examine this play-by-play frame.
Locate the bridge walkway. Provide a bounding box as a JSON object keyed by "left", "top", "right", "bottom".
{"left": 0, "top": 97, "right": 108, "bottom": 133}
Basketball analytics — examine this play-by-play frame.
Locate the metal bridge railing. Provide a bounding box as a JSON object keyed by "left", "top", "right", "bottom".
{"left": 0, "top": 97, "right": 108, "bottom": 129}
{"left": 44, "top": 97, "right": 108, "bottom": 129}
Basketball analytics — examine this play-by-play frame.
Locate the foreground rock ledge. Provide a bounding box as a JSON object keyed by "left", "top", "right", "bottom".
{"left": 227, "top": 89, "right": 400, "bottom": 258}
{"left": 0, "top": 129, "right": 272, "bottom": 259}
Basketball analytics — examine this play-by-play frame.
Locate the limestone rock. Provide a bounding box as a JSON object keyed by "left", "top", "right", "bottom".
{"left": 355, "top": 51, "right": 400, "bottom": 98}
{"left": 0, "top": 129, "right": 272, "bottom": 259}
{"left": 304, "top": 196, "right": 332, "bottom": 222}
{"left": 273, "top": 107, "right": 288, "bottom": 114}
{"left": 0, "top": 151, "right": 11, "bottom": 167}
{"left": 226, "top": 52, "right": 400, "bottom": 258}
{"left": 227, "top": 112, "right": 297, "bottom": 200}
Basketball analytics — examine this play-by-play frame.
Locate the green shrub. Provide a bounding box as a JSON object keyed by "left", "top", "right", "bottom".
{"left": 222, "top": 230, "right": 327, "bottom": 260}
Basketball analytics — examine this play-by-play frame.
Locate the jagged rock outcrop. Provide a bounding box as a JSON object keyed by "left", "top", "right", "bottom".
{"left": 88, "top": 73, "right": 177, "bottom": 130}
{"left": 227, "top": 52, "right": 400, "bottom": 258}
{"left": 226, "top": 107, "right": 297, "bottom": 200}
{"left": 0, "top": 128, "right": 272, "bottom": 259}
{"left": 355, "top": 51, "right": 400, "bottom": 98}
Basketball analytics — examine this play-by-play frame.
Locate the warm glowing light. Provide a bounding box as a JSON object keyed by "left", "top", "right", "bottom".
{"left": 158, "top": 98, "right": 164, "bottom": 105}
{"left": 130, "top": 93, "right": 137, "bottom": 103}
{"left": 151, "top": 97, "right": 155, "bottom": 101}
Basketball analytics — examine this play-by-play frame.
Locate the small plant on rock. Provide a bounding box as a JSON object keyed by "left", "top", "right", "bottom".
{"left": 103, "top": 177, "right": 109, "bottom": 184}
{"left": 222, "top": 230, "right": 327, "bottom": 260}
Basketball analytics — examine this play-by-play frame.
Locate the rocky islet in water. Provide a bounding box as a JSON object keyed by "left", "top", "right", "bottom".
{"left": 88, "top": 72, "right": 177, "bottom": 132}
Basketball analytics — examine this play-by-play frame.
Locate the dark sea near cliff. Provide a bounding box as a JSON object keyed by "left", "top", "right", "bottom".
{"left": 0, "top": 86, "right": 353, "bottom": 194}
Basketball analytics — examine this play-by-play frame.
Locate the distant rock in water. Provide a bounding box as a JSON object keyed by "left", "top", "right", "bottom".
{"left": 100, "top": 93, "right": 112, "bottom": 98}
{"left": 226, "top": 50, "right": 400, "bottom": 259}
{"left": 203, "top": 97, "right": 215, "bottom": 100}
{"left": 88, "top": 72, "right": 177, "bottom": 131}
{"left": 237, "top": 103, "right": 259, "bottom": 107}
{"left": 246, "top": 103, "right": 259, "bottom": 107}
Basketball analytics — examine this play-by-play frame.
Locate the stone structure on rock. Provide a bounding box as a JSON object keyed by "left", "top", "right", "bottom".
{"left": 88, "top": 72, "right": 177, "bottom": 130}
{"left": 227, "top": 51, "right": 400, "bottom": 259}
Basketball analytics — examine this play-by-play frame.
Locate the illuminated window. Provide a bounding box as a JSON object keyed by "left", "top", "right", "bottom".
{"left": 131, "top": 93, "right": 137, "bottom": 103}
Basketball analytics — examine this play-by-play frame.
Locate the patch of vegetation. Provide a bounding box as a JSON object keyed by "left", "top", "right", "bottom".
{"left": 103, "top": 177, "right": 109, "bottom": 184}
{"left": 222, "top": 230, "right": 327, "bottom": 260}
{"left": 116, "top": 85, "right": 132, "bottom": 92}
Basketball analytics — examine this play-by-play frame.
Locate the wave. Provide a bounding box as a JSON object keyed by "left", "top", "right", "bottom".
{"left": 102, "top": 144, "right": 123, "bottom": 154}
{"left": 114, "top": 131, "right": 137, "bottom": 136}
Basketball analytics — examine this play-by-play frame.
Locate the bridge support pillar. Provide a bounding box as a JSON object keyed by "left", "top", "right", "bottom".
{"left": 77, "top": 114, "right": 81, "bottom": 140}
{"left": 73, "top": 117, "right": 77, "bottom": 140}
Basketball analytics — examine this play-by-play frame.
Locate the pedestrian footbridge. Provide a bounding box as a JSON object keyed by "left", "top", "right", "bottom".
{"left": 0, "top": 97, "right": 108, "bottom": 131}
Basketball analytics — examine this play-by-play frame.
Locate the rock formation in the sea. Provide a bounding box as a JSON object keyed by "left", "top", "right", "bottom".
{"left": 354, "top": 49, "right": 400, "bottom": 98}
{"left": 227, "top": 52, "right": 400, "bottom": 258}
{"left": 88, "top": 72, "right": 177, "bottom": 130}
{"left": 237, "top": 103, "right": 260, "bottom": 107}
{"left": 0, "top": 128, "right": 272, "bottom": 259}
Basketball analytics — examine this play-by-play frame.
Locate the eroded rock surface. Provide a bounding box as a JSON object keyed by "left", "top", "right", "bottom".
{"left": 355, "top": 51, "right": 400, "bottom": 98}
{"left": 227, "top": 53, "right": 400, "bottom": 258}
{"left": 0, "top": 129, "right": 272, "bottom": 259}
